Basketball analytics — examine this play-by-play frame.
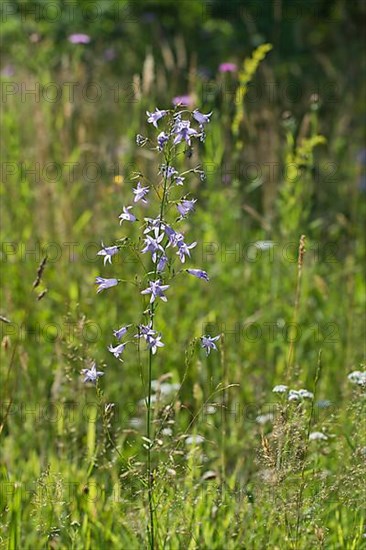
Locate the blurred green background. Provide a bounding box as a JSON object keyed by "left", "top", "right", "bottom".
{"left": 0, "top": 1, "right": 365, "bottom": 548}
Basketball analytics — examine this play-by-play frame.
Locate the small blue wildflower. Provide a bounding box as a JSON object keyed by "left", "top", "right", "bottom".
{"left": 144, "top": 216, "right": 164, "bottom": 238}
{"left": 176, "top": 237, "right": 197, "bottom": 263}
{"left": 135, "top": 324, "right": 164, "bottom": 355}
{"left": 161, "top": 165, "right": 178, "bottom": 179}
{"left": 174, "top": 175, "right": 185, "bottom": 185}
{"left": 146, "top": 108, "right": 167, "bottom": 128}
{"left": 177, "top": 199, "right": 197, "bottom": 218}
{"left": 157, "top": 131, "right": 169, "bottom": 151}
{"left": 81, "top": 363, "right": 104, "bottom": 383}
{"left": 186, "top": 269, "right": 209, "bottom": 282}
{"left": 164, "top": 224, "right": 177, "bottom": 246}
{"left": 113, "top": 325, "right": 131, "bottom": 340}
{"left": 108, "top": 342, "right": 126, "bottom": 358}
{"left": 135, "top": 323, "right": 155, "bottom": 340}
{"left": 173, "top": 120, "right": 198, "bottom": 146}
{"left": 119, "top": 206, "right": 136, "bottom": 224}
{"left": 97, "top": 243, "right": 119, "bottom": 265}
{"left": 133, "top": 181, "right": 149, "bottom": 203}
{"left": 95, "top": 277, "right": 119, "bottom": 293}
{"left": 193, "top": 109, "right": 212, "bottom": 127}
{"left": 157, "top": 254, "right": 168, "bottom": 272}
{"left": 200, "top": 335, "right": 220, "bottom": 356}
{"left": 146, "top": 333, "right": 164, "bottom": 355}
{"left": 141, "top": 280, "right": 170, "bottom": 303}
{"left": 141, "top": 234, "right": 165, "bottom": 263}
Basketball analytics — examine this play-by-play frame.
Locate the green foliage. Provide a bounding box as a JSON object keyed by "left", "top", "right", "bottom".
{"left": 0, "top": 1, "right": 365, "bottom": 548}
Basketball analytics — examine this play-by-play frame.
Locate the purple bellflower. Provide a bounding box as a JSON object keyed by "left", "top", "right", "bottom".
{"left": 95, "top": 277, "right": 118, "bottom": 293}
{"left": 144, "top": 216, "right": 164, "bottom": 237}
{"left": 146, "top": 333, "right": 164, "bottom": 355}
{"left": 141, "top": 233, "right": 165, "bottom": 263}
{"left": 108, "top": 343, "right": 126, "bottom": 358}
{"left": 113, "top": 325, "right": 131, "bottom": 340}
{"left": 157, "top": 255, "right": 168, "bottom": 272}
{"left": 186, "top": 269, "right": 209, "bottom": 282}
{"left": 133, "top": 181, "right": 149, "bottom": 203}
{"left": 135, "top": 324, "right": 164, "bottom": 355}
{"left": 136, "top": 323, "right": 155, "bottom": 340}
{"left": 173, "top": 120, "right": 198, "bottom": 146}
{"left": 160, "top": 165, "right": 178, "bottom": 179}
{"left": 146, "top": 108, "right": 167, "bottom": 128}
{"left": 177, "top": 199, "right": 197, "bottom": 218}
{"left": 201, "top": 335, "right": 220, "bottom": 356}
{"left": 164, "top": 224, "right": 177, "bottom": 247}
{"left": 193, "top": 110, "right": 212, "bottom": 127}
{"left": 157, "top": 132, "right": 169, "bottom": 151}
{"left": 119, "top": 206, "right": 136, "bottom": 223}
{"left": 81, "top": 363, "right": 104, "bottom": 383}
{"left": 176, "top": 237, "right": 197, "bottom": 263}
{"left": 141, "top": 280, "right": 170, "bottom": 303}
{"left": 97, "top": 243, "right": 119, "bottom": 265}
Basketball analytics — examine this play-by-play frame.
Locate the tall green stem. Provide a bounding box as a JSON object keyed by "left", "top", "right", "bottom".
{"left": 146, "top": 155, "right": 170, "bottom": 549}
{"left": 147, "top": 329, "right": 155, "bottom": 549}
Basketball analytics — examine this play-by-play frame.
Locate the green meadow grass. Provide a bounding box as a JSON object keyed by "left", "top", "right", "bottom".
{"left": 1, "top": 12, "right": 365, "bottom": 549}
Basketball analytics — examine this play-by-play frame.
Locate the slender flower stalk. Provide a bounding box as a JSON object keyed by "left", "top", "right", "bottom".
{"left": 89, "top": 106, "right": 218, "bottom": 548}
{"left": 145, "top": 149, "right": 172, "bottom": 549}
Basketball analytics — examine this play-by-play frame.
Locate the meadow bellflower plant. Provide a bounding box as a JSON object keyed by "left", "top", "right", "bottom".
{"left": 92, "top": 105, "right": 219, "bottom": 548}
